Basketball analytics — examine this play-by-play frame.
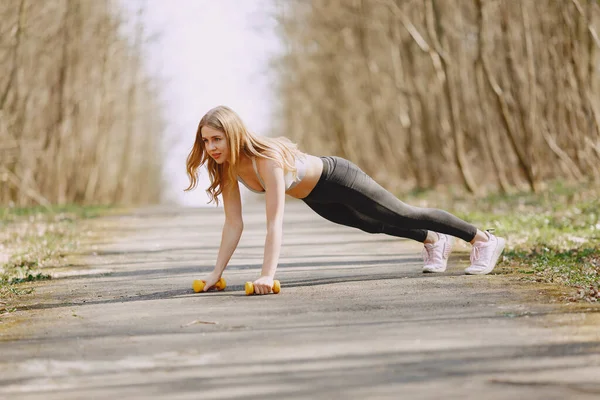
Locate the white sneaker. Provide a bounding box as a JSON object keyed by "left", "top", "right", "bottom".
{"left": 422, "top": 233, "right": 454, "bottom": 273}
{"left": 465, "top": 231, "right": 506, "bottom": 275}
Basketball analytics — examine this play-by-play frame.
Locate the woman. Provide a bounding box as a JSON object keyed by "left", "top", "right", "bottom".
{"left": 186, "top": 106, "right": 505, "bottom": 295}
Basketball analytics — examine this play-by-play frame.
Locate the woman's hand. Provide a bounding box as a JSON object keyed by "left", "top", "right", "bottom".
{"left": 202, "top": 271, "right": 223, "bottom": 292}
{"left": 252, "top": 276, "right": 275, "bottom": 295}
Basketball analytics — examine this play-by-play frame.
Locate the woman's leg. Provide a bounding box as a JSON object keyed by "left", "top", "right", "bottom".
{"left": 307, "top": 157, "right": 478, "bottom": 243}
{"left": 303, "top": 199, "right": 455, "bottom": 273}
{"left": 305, "top": 156, "right": 505, "bottom": 274}
{"left": 303, "top": 200, "right": 428, "bottom": 242}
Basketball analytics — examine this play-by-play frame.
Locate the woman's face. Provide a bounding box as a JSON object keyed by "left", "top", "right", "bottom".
{"left": 201, "top": 125, "right": 229, "bottom": 164}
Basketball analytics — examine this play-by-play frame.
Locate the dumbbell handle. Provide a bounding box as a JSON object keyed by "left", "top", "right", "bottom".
{"left": 245, "top": 280, "right": 281, "bottom": 295}
{"left": 192, "top": 277, "right": 226, "bottom": 293}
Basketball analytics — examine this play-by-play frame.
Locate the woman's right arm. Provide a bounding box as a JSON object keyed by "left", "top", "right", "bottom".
{"left": 204, "top": 178, "right": 243, "bottom": 289}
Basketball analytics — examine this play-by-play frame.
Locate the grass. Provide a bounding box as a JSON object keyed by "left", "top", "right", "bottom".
{"left": 0, "top": 205, "right": 111, "bottom": 316}
{"left": 405, "top": 180, "right": 600, "bottom": 303}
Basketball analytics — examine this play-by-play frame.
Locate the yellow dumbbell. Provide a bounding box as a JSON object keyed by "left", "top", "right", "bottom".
{"left": 244, "top": 280, "right": 281, "bottom": 295}
{"left": 192, "top": 277, "right": 226, "bottom": 293}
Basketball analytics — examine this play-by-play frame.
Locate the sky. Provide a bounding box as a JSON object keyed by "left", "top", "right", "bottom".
{"left": 120, "top": 0, "right": 282, "bottom": 206}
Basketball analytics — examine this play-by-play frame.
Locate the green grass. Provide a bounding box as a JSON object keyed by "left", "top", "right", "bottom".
{"left": 0, "top": 204, "right": 112, "bottom": 315}
{"left": 405, "top": 180, "right": 600, "bottom": 302}
{"left": 0, "top": 204, "right": 108, "bottom": 224}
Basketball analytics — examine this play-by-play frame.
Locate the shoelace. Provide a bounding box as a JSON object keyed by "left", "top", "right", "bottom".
{"left": 422, "top": 244, "right": 435, "bottom": 262}
{"left": 470, "top": 245, "right": 480, "bottom": 263}
{"left": 471, "top": 230, "right": 494, "bottom": 263}
{"left": 442, "top": 240, "right": 452, "bottom": 258}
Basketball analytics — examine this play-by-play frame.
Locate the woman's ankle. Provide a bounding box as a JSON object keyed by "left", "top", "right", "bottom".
{"left": 470, "top": 230, "right": 489, "bottom": 244}
{"left": 424, "top": 231, "right": 440, "bottom": 244}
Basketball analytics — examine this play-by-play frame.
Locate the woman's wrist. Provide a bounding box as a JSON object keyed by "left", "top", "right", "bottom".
{"left": 260, "top": 266, "right": 276, "bottom": 278}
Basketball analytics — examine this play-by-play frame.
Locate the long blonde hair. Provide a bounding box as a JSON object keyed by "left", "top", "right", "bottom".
{"left": 185, "top": 105, "right": 302, "bottom": 205}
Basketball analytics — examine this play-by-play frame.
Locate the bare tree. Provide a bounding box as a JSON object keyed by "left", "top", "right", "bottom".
{"left": 272, "top": 0, "right": 600, "bottom": 195}
{"left": 0, "top": 0, "right": 164, "bottom": 207}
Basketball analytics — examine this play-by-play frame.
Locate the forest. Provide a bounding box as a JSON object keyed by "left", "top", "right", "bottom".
{"left": 273, "top": 0, "right": 600, "bottom": 195}
{"left": 0, "top": 0, "right": 163, "bottom": 206}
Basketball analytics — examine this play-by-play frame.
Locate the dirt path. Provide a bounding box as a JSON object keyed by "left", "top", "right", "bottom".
{"left": 1, "top": 201, "right": 599, "bottom": 399}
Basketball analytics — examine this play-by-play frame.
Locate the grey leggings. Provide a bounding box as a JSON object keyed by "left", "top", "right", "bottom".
{"left": 301, "top": 156, "right": 478, "bottom": 243}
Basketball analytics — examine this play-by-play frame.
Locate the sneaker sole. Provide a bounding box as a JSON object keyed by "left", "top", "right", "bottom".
{"left": 465, "top": 237, "right": 506, "bottom": 275}
{"left": 422, "top": 265, "right": 447, "bottom": 273}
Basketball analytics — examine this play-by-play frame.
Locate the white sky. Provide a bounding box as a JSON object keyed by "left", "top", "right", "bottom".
{"left": 121, "top": 0, "right": 282, "bottom": 206}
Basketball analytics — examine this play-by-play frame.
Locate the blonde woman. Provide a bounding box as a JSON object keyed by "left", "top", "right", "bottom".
{"left": 186, "top": 106, "right": 506, "bottom": 295}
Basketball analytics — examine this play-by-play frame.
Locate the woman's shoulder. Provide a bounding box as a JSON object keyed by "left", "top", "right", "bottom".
{"left": 254, "top": 155, "right": 280, "bottom": 169}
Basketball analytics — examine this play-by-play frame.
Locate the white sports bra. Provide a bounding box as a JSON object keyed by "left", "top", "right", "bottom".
{"left": 237, "top": 156, "right": 307, "bottom": 193}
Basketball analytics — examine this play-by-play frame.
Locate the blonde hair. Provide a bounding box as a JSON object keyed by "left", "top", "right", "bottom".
{"left": 185, "top": 105, "right": 302, "bottom": 205}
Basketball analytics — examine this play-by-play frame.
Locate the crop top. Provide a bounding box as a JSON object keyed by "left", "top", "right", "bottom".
{"left": 237, "top": 156, "right": 307, "bottom": 193}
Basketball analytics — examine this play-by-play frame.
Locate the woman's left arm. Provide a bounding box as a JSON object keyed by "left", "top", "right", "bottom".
{"left": 253, "top": 157, "right": 286, "bottom": 294}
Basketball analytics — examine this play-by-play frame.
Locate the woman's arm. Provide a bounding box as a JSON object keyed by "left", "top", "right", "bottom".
{"left": 203, "top": 178, "right": 243, "bottom": 290}
{"left": 253, "top": 157, "right": 286, "bottom": 293}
